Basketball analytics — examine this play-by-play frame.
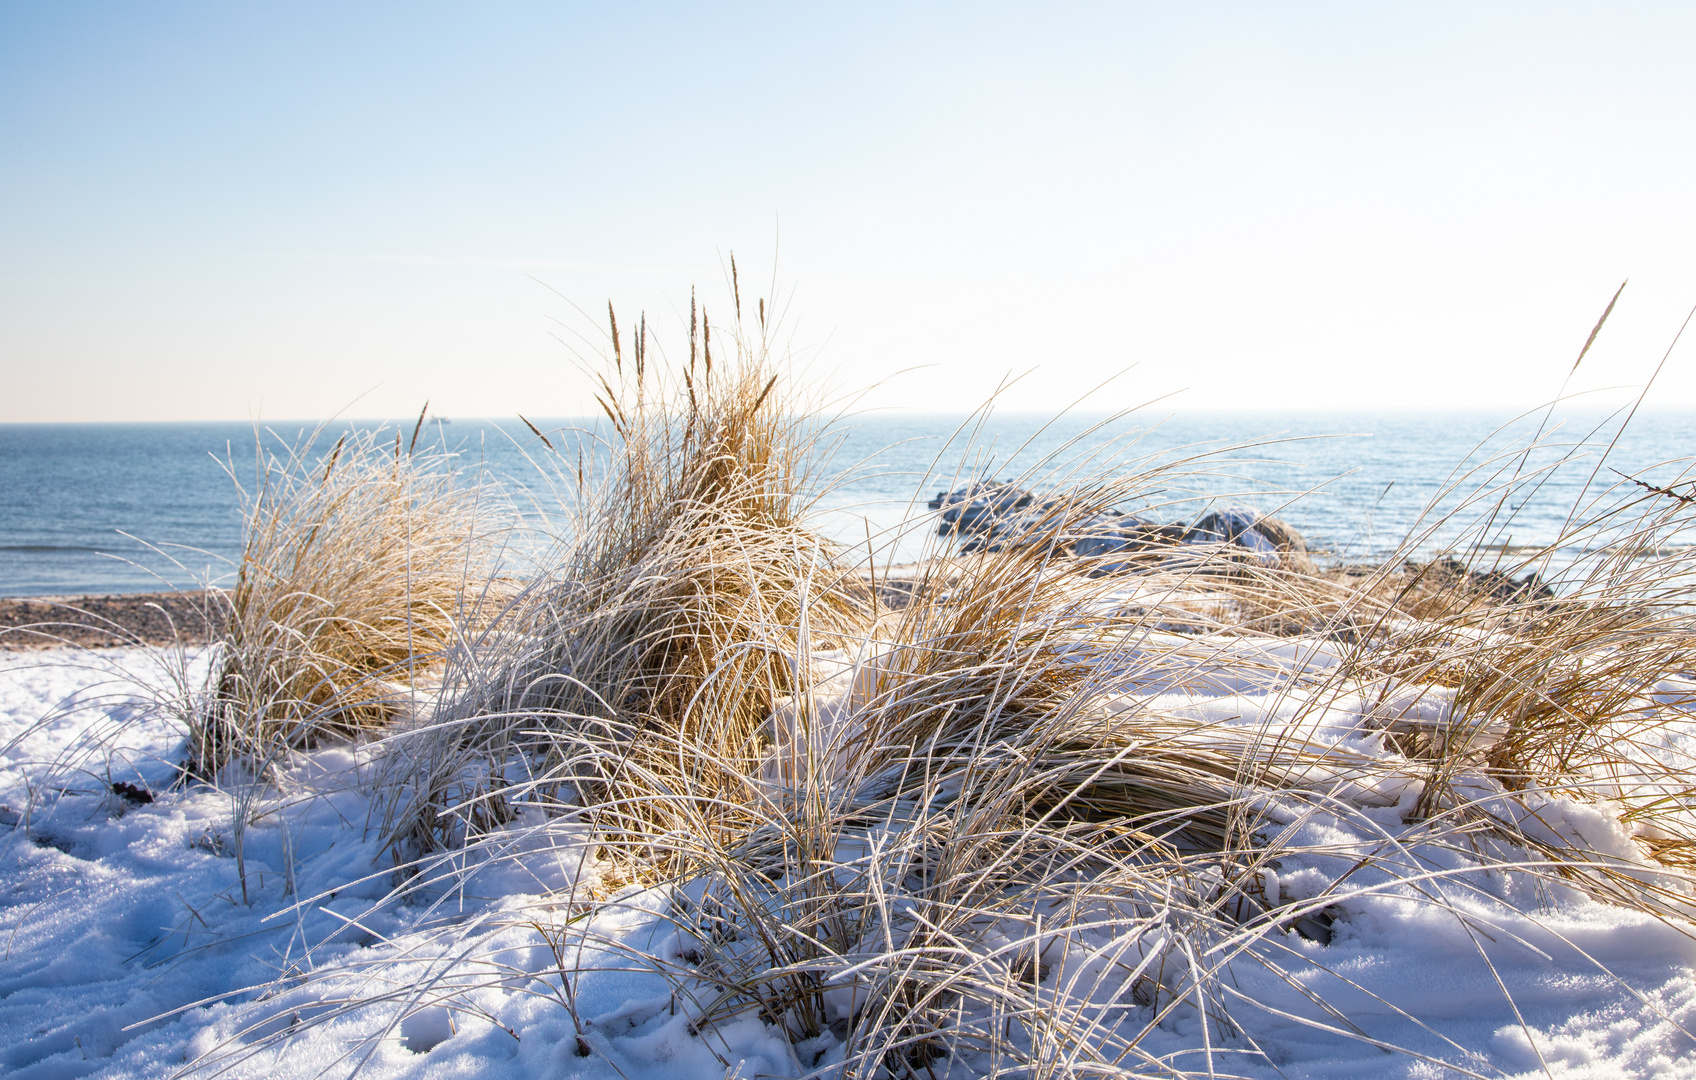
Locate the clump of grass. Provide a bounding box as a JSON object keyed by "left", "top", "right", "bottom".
{"left": 561, "top": 491, "right": 1336, "bottom": 1073}
{"left": 1459, "top": 494, "right": 1696, "bottom": 875}
{"left": 1244, "top": 425, "right": 1696, "bottom": 895}
{"left": 188, "top": 422, "right": 499, "bottom": 778}
{"left": 383, "top": 295, "right": 869, "bottom": 867}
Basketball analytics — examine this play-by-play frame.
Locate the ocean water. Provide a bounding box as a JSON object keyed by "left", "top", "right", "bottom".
{"left": 817, "top": 408, "right": 1696, "bottom": 569}
{"left": 2, "top": 409, "right": 1694, "bottom": 598}
{"left": 0, "top": 419, "right": 546, "bottom": 597}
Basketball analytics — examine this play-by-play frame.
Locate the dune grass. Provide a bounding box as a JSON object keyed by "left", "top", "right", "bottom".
{"left": 376, "top": 304, "right": 871, "bottom": 871}
{"left": 111, "top": 291, "right": 1696, "bottom": 1079}
{"left": 186, "top": 422, "right": 501, "bottom": 779}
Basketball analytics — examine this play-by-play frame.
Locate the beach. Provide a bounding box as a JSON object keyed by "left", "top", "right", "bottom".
{"left": 0, "top": 590, "right": 224, "bottom": 651}
{"left": 3, "top": 372, "right": 1696, "bottom": 1079}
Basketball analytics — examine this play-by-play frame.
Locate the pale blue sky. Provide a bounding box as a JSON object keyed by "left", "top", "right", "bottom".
{"left": 3, "top": 2, "right": 1695, "bottom": 421}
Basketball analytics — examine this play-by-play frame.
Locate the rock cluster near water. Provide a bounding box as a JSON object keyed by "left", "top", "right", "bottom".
{"left": 1403, "top": 556, "right": 1556, "bottom": 605}
{"left": 927, "top": 482, "right": 1309, "bottom": 573}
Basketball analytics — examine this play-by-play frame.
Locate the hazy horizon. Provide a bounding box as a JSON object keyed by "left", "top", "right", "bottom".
{"left": 8, "top": 400, "right": 1696, "bottom": 428}
{"left": 4, "top": 3, "right": 1696, "bottom": 422}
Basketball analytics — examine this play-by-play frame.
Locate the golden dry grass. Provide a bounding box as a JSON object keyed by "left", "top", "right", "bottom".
{"left": 167, "top": 283, "right": 1696, "bottom": 1079}
{"left": 385, "top": 306, "right": 870, "bottom": 866}
{"left": 189, "top": 424, "right": 498, "bottom": 776}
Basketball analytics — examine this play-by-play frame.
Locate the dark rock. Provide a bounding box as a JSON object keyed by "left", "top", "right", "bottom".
{"left": 957, "top": 511, "right": 1059, "bottom": 554}
{"left": 111, "top": 781, "right": 154, "bottom": 806}
{"left": 1406, "top": 557, "right": 1556, "bottom": 605}
{"left": 1067, "top": 514, "right": 1186, "bottom": 574}
{"left": 931, "top": 482, "right": 1077, "bottom": 556}
{"left": 1175, "top": 509, "right": 1312, "bottom": 571}
{"left": 930, "top": 482, "right": 1034, "bottom": 536}
{"left": 1069, "top": 515, "right": 1184, "bottom": 556}
{"left": 1287, "top": 907, "right": 1337, "bottom": 945}
{"left": 927, "top": 483, "right": 1313, "bottom": 576}
{"left": 1184, "top": 509, "right": 1279, "bottom": 564}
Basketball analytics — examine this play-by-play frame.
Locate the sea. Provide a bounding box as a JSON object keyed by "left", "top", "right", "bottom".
{"left": 2, "top": 409, "right": 1694, "bottom": 598}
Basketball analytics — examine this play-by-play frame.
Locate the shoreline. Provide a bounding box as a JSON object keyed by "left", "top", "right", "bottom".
{"left": 0, "top": 548, "right": 1547, "bottom": 653}
{"left": 0, "top": 590, "right": 225, "bottom": 651}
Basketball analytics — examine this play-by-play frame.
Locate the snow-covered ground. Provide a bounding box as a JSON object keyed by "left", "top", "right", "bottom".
{"left": 3, "top": 643, "right": 1695, "bottom": 1079}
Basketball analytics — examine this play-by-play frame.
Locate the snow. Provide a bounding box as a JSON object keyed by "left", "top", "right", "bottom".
{"left": 3, "top": 643, "right": 1696, "bottom": 1079}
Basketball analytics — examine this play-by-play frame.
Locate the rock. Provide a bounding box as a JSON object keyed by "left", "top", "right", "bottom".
{"left": 111, "top": 781, "right": 153, "bottom": 806}
{"left": 957, "top": 506, "right": 1061, "bottom": 554}
{"left": 1185, "top": 509, "right": 1273, "bottom": 559}
{"left": 1244, "top": 515, "right": 1308, "bottom": 555}
{"left": 1406, "top": 556, "right": 1555, "bottom": 605}
{"left": 946, "top": 498, "right": 1147, "bottom": 557}
{"left": 930, "top": 482, "right": 1034, "bottom": 536}
{"left": 926, "top": 483, "right": 1313, "bottom": 576}
{"left": 1068, "top": 514, "right": 1186, "bottom": 574}
{"left": 1181, "top": 509, "right": 1310, "bottom": 570}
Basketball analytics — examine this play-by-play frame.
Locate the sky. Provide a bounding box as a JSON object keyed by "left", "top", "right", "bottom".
{"left": 2, "top": 1, "right": 1695, "bottom": 422}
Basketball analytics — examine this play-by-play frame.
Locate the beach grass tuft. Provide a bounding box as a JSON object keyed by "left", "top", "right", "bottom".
{"left": 187, "top": 424, "right": 499, "bottom": 778}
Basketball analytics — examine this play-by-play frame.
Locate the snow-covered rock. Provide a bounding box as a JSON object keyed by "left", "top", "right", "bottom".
{"left": 929, "top": 484, "right": 1310, "bottom": 573}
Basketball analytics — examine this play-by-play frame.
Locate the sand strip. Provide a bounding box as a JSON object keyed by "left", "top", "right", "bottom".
{"left": 0, "top": 591, "right": 225, "bottom": 651}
